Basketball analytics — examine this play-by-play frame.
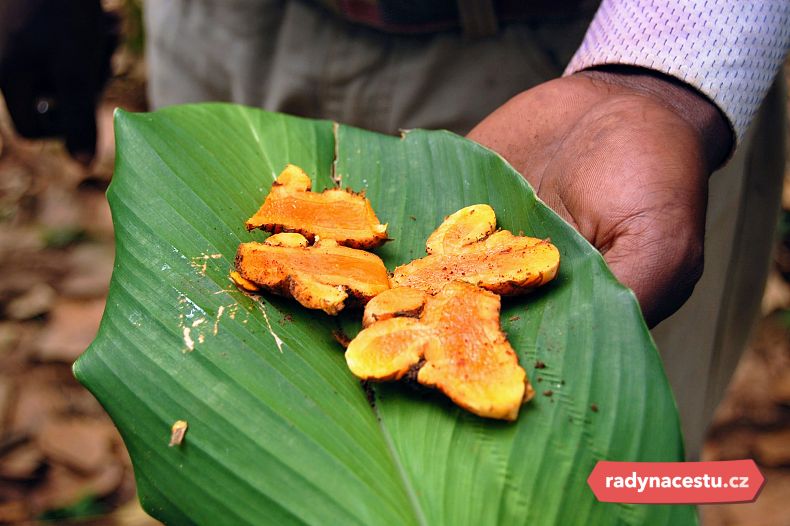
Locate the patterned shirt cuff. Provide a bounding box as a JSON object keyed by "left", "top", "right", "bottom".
{"left": 564, "top": 0, "right": 790, "bottom": 144}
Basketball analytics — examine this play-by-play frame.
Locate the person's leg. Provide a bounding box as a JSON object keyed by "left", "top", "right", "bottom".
{"left": 262, "top": 1, "right": 595, "bottom": 134}
{"left": 652, "top": 78, "right": 786, "bottom": 458}
{"left": 145, "top": 0, "right": 284, "bottom": 108}
{"left": 145, "top": 0, "right": 594, "bottom": 132}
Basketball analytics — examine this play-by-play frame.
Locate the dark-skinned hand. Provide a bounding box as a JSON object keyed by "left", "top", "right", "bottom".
{"left": 468, "top": 67, "right": 732, "bottom": 327}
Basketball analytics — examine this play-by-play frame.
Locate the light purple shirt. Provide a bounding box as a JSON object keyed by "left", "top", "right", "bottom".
{"left": 565, "top": 0, "right": 790, "bottom": 143}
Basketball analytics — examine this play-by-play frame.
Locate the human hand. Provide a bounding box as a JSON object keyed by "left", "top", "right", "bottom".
{"left": 468, "top": 67, "right": 732, "bottom": 327}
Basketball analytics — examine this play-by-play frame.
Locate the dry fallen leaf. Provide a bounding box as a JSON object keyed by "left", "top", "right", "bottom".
{"left": 169, "top": 420, "right": 188, "bottom": 447}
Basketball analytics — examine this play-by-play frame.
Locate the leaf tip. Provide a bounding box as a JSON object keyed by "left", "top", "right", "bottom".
{"left": 113, "top": 106, "right": 129, "bottom": 121}
{"left": 71, "top": 347, "right": 92, "bottom": 384}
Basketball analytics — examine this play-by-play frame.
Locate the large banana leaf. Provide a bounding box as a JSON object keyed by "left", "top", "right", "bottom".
{"left": 74, "top": 104, "right": 696, "bottom": 525}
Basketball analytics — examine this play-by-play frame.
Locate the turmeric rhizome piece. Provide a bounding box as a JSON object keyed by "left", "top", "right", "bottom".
{"left": 346, "top": 283, "right": 534, "bottom": 421}
{"left": 362, "top": 286, "right": 429, "bottom": 328}
{"left": 235, "top": 233, "right": 390, "bottom": 315}
{"left": 345, "top": 204, "right": 559, "bottom": 420}
{"left": 392, "top": 204, "right": 560, "bottom": 295}
{"left": 245, "top": 164, "right": 388, "bottom": 249}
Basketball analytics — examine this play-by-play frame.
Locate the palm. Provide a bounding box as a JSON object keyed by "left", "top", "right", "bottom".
{"left": 469, "top": 75, "right": 711, "bottom": 326}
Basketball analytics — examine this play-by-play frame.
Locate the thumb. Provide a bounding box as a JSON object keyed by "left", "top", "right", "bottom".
{"left": 602, "top": 221, "right": 704, "bottom": 328}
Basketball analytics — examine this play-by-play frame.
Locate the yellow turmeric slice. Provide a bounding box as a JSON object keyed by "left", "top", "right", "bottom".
{"left": 245, "top": 164, "right": 388, "bottom": 249}
{"left": 392, "top": 205, "right": 560, "bottom": 296}
{"left": 425, "top": 204, "right": 496, "bottom": 254}
{"left": 235, "top": 233, "right": 390, "bottom": 315}
{"left": 347, "top": 317, "right": 436, "bottom": 381}
{"left": 362, "top": 287, "right": 429, "bottom": 328}
{"left": 346, "top": 283, "right": 533, "bottom": 421}
{"left": 229, "top": 270, "right": 260, "bottom": 292}
{"left": 260, "top": 232, "right": 308, "bottom": 248}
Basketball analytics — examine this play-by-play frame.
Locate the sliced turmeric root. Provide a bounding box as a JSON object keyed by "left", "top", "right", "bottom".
{"left": 362, "top": 287, "right": 429, "bottom": 328}
{"left": 346, "top": 317, "right": 436, "bottom": 381}
{"left": 417, "top": 282, "right": 533, "bottom": 420}
{"left": 392, "top": 205, "right": 560, "bottom": 296}
{"left": 346, "top": 283, "right": 533, "bottom": 421}
{"left": 235, "top": 233, "right": 390, "bottom": 315}
{"left": 425, "top": 204, "right": 496, "bottom": 254}
{"left": 245, "top": 164, "right": 388, "bottom": 249}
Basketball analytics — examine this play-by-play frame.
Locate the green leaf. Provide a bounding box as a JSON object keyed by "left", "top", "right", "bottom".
{"left": 75, "top": 104, "right": 696, "bottom": 526}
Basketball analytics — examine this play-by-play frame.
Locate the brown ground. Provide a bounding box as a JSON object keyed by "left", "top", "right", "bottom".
{"left": 0, "top": 31, "right": 787, "bottom": 526}
{"left": 0, "top": 52, "right": 157, "bottom": 524}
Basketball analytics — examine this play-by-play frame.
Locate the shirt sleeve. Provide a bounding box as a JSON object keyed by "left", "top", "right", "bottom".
{"left": 564, "top": 0, "right": 790, "bottom": 143}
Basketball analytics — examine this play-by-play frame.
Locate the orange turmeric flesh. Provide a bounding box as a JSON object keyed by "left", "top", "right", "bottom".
{"left": 392, "top": 205, "right": 560, "bottom": 296}
{"left": 245, "top": 164, "right": 388, "bottom": 249}
{"left": 235, "top": 233, "right": 390, "bottom": 315}
{"left": 346, "top": 283, "right": 533, "bottom": 421}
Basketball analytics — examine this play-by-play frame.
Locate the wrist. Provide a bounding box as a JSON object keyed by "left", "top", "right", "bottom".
{"left": 574, "top": 66, "right": 733, "bottom": 172}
